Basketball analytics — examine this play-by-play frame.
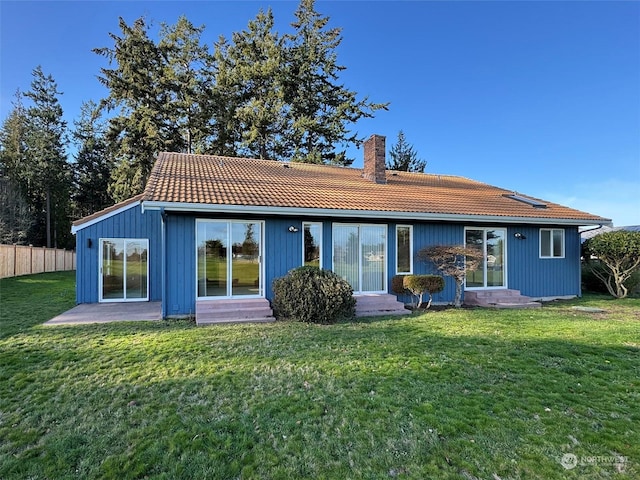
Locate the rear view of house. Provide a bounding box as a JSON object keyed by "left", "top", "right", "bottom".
{"left": 72, "top": 135, "right": 611, "bottom": 321}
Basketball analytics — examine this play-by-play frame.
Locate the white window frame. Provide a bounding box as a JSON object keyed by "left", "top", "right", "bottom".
{"left": 98, "top": 238, "right": 150, "bottom": 303}
{"left": 332, "top": 223, "right": 388, "bottom": 294}
{"left": 395, "top": 224, "right": 413, "bottom": 274}
{"left": 302, "top": 222, "right": 323, "bottom": 269}
{"left": 539, "top": 228, "right": 565, "bottom": 259}
{"left": 195, "top": 219, "right": 265, "bottom": 300}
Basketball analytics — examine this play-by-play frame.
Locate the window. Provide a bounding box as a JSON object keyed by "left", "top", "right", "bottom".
{"left": 464, "top": 228, "right": 506, "bottom": 288}
{"left": 99, "top": 238, "right": 149, "bottom": 302}
{"left": 540, "top": 228, "right": 564, "bottom": 258}
{"left": 396, "top": 225, "right": 413, "bottom": 274}
{"left": 303, "top": 222, "right": 322, "bottom": 268}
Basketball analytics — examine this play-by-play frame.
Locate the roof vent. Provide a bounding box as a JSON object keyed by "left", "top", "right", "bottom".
{"left": 504, "top": 193, "right": 547, "bottom": 208}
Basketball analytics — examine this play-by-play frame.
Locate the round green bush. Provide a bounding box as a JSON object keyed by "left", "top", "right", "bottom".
{"left": 272, "top": 266, "right": 356, "bottom": 324}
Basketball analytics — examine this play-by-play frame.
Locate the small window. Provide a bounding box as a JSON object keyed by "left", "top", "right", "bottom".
{"left": 303, "top": 222, "right": 322, "bottom": 268}
{"left": 540, "top": 228, "right": 564, "bottom": 258}
{"left": 396, "top": 225, "right": 413, "bottom": 274}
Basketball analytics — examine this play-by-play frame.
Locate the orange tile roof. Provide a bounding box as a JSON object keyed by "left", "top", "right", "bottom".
{"left": 140, "top": 152, "right": 609, "bottom": 225}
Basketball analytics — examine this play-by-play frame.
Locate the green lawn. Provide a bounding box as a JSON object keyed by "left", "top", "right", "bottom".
{"left": 1, "top": 272, "right": 638, "bottom": 479}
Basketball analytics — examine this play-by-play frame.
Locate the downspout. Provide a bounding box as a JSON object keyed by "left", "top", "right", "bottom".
{"left": 161, "top": 208, "right": 167, "bottom": 319}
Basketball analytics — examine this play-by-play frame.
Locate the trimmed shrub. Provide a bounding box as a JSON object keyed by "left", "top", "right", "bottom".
{"left": 272, "top": 266, "right": 356, "bottom": 324}
{"left": 403, "top": 274, "right": 445, "bottom": 309}
{"left": 391, "top": 274, "right": 409, "bottom": 295}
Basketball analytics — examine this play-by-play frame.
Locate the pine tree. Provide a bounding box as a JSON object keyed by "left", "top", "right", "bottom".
{"left": 224, "top": 9, "right": 289, "bottom": 160}
{"left": 0, "top": 91, "right": 35, "bottom": 244}
{"left": 0, "top": 91, "right": 28, "bottom": 185}
{"left": 284, "top": 0, "right": 388, "bottom": 165}
{"left": 94, "top": 17, "right": 182, "bottom": 201}
{"left": 22, "top": 67, "right": 71, "bottom": 248}
{"left": 72, "top": 101, "right": 114, "bottom": 218}
{"left": 208, "top": 36, "right": 243, "bottom": 157}
{"left": 387, "top": 130, "right": 426, "bottom": 173}
{"left": 159, "top": 16, "right": 214, "bottom": 154}
{"left": 0, "top": 177, "right": 32, "bottom": 244}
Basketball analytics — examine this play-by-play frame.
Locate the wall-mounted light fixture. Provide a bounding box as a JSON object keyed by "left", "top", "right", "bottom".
{"left": 87, "top": 238, "right": 93, "bottom": 248}
{"left": 514, "top": 232, "right": 526, "bottom": 240}
{"left": 288, "top": 226, "right": 299, "bottom": 233}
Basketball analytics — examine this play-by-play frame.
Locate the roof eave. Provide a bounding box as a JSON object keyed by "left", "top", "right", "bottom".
{"left": 141, "top": 201, "right": 611, "bottom": 227}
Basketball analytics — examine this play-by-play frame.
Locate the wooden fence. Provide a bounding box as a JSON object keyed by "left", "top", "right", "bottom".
{"left": 0, "top": 244, "right": 76, "bottom": 279}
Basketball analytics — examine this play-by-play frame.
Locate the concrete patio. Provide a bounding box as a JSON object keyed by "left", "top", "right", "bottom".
{"left": 44, "top": 302, "right": 162, "bottom": 325}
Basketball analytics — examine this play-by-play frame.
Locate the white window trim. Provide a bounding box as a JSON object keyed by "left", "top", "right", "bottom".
{"left": 464, "top": 227, "right": 508, "bottom": 290}
{"left": 302, "top": 222, "right": 323, "bottom": 269}
{"left": 539, "top": 228, "right": 565, "bottom": 259}
{"left": 331, "top": 223, "right": 388, "bottom": 294}
{"left": 396, "top": 224, "right": 413, "bottom": 274}
{"left": 195, "top": 219, "right": 265, "bottom": 300}
{"left": 98, "top": 238, "right": 150, "bottom": 303}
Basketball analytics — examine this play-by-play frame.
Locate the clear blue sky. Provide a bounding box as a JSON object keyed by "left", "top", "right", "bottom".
{"left": 1, "top": 1, "right": 638, "bottom": 226}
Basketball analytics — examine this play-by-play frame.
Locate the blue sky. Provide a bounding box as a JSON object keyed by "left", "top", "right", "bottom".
{"left": 1, "top": 1, "right": 638, "bottom": 226}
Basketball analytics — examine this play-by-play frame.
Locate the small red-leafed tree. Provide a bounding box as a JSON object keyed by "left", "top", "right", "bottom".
{"left": 417, "top": 245, "right": 483, "bottom": 308}
{"left": 582, "top": 230, "right": 640, "bottom": 299}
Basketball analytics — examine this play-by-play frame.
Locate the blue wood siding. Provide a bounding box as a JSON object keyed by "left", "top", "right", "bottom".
{"left": 75, "top": 205, "right": 162, "bottom": 304}
{"left": 165, "top": 215, "right": 196, "bottom": 316}
{"left": 78, "top": 206, "right": 584, "bottom": 315}
{"left": 506, "top": 225, "right": 581, "bottom": 298}
{"left": 408, "top": 222, "right": 464, "bottom": 304}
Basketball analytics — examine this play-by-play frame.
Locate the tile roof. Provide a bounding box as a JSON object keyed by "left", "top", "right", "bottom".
{"left": 140, "top": 152, "right": 609, "bottom": 225}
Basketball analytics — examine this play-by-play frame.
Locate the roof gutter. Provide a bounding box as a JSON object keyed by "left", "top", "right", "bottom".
{"left": 141, "top": 201, "right": 611, "bottom": 227}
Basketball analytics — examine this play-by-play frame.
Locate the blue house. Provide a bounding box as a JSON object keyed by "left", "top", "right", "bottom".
{"left": 72, "top": 135, "right": 611, "bottom": 322}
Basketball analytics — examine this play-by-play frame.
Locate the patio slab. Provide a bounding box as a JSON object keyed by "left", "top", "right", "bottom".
{"left": 45, "top": 302, "right": 162, "bottom": 325}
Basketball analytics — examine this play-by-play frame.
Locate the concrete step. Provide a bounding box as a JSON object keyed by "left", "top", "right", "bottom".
{"left": 464, "top": 289, "right": 541, "bottom": 309}
{"left": 355, "top": 294, "right": 410, "bottom": 317}
{"left": 196, "top": 298, "right": 275, "bottom": 325}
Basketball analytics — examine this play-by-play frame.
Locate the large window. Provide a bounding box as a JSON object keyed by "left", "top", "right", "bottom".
{"left": 396, "top": 225, "right": 413, "bottom": 274}
{"left": 333, "top": 224, "right": 387, "bottom": 293}
{"left": 196, "top": 220, "right": 263, "bottom": 298}
{"left": 540, "top": 228, "right": 564, "bottom": 258}
{"left": 303, "top": 222, "right": 322, "bottom": 268}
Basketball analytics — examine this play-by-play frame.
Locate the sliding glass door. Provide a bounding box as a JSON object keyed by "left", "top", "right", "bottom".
{"left": 196, "top": 220, "right": 263, "bottom": 299}
{"left": 465, "top": 228, "right": 506, "bottom": 288}
{"left": 333, "top": 224, "right": 386, "bottom": 293}
{"left": 99, "top": 238, "right": 149, "bottom": 302}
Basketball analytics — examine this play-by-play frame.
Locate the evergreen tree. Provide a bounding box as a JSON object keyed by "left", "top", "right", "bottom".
{"left": 225, "top": 9, "right": 289, "bottom": 160}
{"left": 159, "top": 16, "right": 214, "bottom": 154}
{"left": 22, "top": 67, "right": 71, "bottom": 248}
{"left": 0, "top": 91, "right": 35, "bottom": 244}
{"left": 94, "top": 17, "right": 182, "bottom": 201}
{"left": 208, "top": 36, "right": 243, "bottom": 157}
{"left": 0, "top": 91, "right": 28, "bottom": 185}
{"left": 72, "top": 101, "right": 114, "bottom": 218}
{"left": 387, "top": 130, "right": 426, "bottom": 173}
{"left": 0, "top": 177, "right": 32, "bottom": 244}
{"left": 284, "top": 0, "right": 388, "bottom": 165}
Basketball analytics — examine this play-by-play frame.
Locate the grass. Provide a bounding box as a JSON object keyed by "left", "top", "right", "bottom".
{"left": 1, "top": 272, "right": 639, "bottom": 479}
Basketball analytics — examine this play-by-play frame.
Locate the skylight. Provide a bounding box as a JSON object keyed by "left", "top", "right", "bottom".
{"left": 504, "top": 193, "right": 547, "bottom": 208}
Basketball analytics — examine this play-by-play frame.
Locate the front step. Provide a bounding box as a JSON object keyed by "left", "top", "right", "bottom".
{"left": 464, "top": 289, "right": 541, "bottom": 309}
{"left": 196, "top": 298, "right": 275, "bottom": 325}
{"left": 355, "top": 294, "right": 410, "bottom": 317}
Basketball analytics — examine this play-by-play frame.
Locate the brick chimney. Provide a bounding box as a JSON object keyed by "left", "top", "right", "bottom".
{"left": 363, "top": 134, "right": 387, "bottom": 184}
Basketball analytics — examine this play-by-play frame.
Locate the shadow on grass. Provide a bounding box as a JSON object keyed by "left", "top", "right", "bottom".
{"left": 1, "top": 318, "right": 638, "bottom": 479}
